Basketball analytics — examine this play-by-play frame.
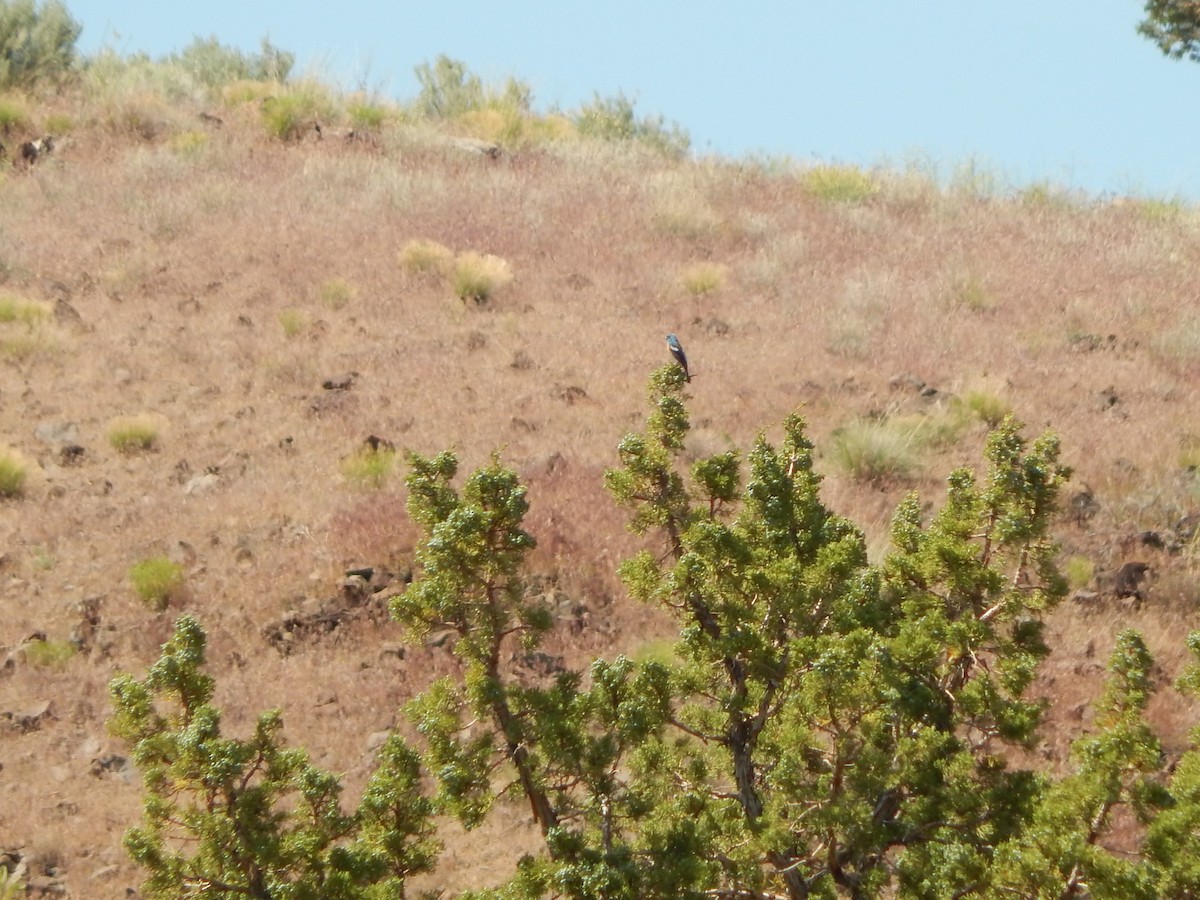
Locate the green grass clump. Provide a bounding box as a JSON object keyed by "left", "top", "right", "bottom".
{"left": 168, "top": 129, "right": 209, "bottom": 157}
{"left": 830, "top": 419, "right": 921, "bottom": 484}
{"left": 945, "top": 270, "right": 995, "bottom": 312}
{"left": 955, "top": 390, "right": 1012, "bottom": 427}
{"left": 261, "top": 81, "right": 335, "bottom": 140}
{"left": 341, "top": 446, "right": 397, "bottom": 490}
{"left": 0, "top": 94, "right": 32, "bottom": 133}
{"left": 278, "top": 308, "right": 309, "bottom": 338}
{"left": 1065, "top": 555, "right": 1095, "bottom": 591}
{"left": 129, "top": 555, "right": 185, "bottom": 610}
{"left": 451, "top": 252, "right": 513, "bottom": 305}
{"left": 0, "top": 295, "right": 50, "bottom": 325}
{"left": 348, "top": 100, "right": 388, "bottom": 131}
{"left": 108, "top": 415, "right": 161, "bottom": 454}
{"left": 802, "top": 165, "right": 879, "bottom": 203}
{"left": 24, "top": 638, "right": 76, "bottom": 668}
{"left": 679, "top": 263, "right": 725, "bottom": 297}
{"left": 318, "top": 279, "right": 355, "bottom": 310}
{"left": 0, "top": 447, "right": 27, "bottom": 497}
{"left": 398, "top": 239, "right": 454, "bottom": 276}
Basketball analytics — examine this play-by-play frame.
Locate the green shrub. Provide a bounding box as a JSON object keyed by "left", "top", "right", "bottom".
{"left": 0, "top": 0, "right": 81, "bottom": 90}
{"left": 573, "top": 90, "right": 691, "bottom": 156}
{"left": 261, "top": 81, "right": 334, "bottom": 140}
{"left": 129, "top": 555, "right": 184, "bottom": 610}
{"left": 108, "top": 415, "right": 160, "bottom": 453}
{"left": 341, "top": 445, "right": 397, "bottom": 490}
{"left": 167, "top": 35, "right": 293, "bottom": 88}
{"left": 412, "top": 55, "right": 532, "bottom": 122}
{"left": 348, "top": 99, "right": 388, "bottom": 131}
{"left": 25, "top": 637, "right": 75, "bottom": 668}
{"left": 802, "top": 164, "right": 879, "bottom": 203}
{"left": 451, "top": 252, "right": 513, "bottom": 304}
{"left": 0, "top": 446, "right": 26, "bottom": 497}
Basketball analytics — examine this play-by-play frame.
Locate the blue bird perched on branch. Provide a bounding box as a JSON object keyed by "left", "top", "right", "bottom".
{"left": 666, "top": 333, "right": 690, "bottom": 382}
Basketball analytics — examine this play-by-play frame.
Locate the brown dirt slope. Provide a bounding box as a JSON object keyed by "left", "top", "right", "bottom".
{"left": 1, "top": 103, "right": 1199, "bottom": 896}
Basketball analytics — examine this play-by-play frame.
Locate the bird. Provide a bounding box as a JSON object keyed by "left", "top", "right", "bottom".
{"left": 666, "top": 333, "right": 690, "bottom": 382}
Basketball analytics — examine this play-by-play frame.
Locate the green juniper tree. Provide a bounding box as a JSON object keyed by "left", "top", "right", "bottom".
{"left": 1139, "top": 0, "right": 1200, "bottom": 62}
{"left": 111, "top": 366, "right": 1200, "bottom": 898}
{"left": 108, "top": 615, "right": 438, "bottom": 899}
{"left": 990, "top": 630, "right": 1165, "bottom": 899}
{"left": 393, "top": 451, "right": 702, "bottom": 899}
{"left": 606, "top": 365, "right": 1072, "bottom": 898}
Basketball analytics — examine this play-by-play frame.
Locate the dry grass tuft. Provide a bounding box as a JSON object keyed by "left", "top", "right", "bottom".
{"left": 107, "top": 415, "right": 162, "bottom": 454}
{"left": 451, "top": 252, "right": 514, "bottom": 304}
{"left": 678, "top": 262, "right": 726, "bottom": 297}
{"left": 0, "top": 446, "right": 28, "bottom": 497}
{"left": 398, "top": 238, "right": 454, "bottom": 276}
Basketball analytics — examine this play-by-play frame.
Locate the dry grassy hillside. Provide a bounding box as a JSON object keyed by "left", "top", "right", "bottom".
{"left": 1, "top": 85, "right": 1199, "bottom": 896}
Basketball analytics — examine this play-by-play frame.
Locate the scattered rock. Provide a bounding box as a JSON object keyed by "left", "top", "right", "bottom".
{"left": 59, "top": 444, "right": 85, "bottom": 466}
{"left": 89, "top": 753, "right": 130, "bottom": 780}
{"left": 19, "top": 134, "right": 54, "bottom": 166}
{"left": 69, "top": 596, "right": 103, "bottom": 653}
{"left": 1068, "top": 333, "right": 1117, "bottom": 353}
{"left": 1097, "top": 386, "right": 1119, "bottom": 411}
{"left": 565, "top": 272, "right": 592, "bottom": 291}
{"left": 511, "top": 350, "right": 536, "bottom": 370}
{"left": 322, "top": 372, "right": 358, "bottom": 391}
{"left": 184, "top": 472, "right": 220, "bottom": 495}
{"left": 555, "top": 384, "right": 588, "bottom": 404}
{"left": 696, "top": 316, "right": 731, "bottom": 337}
{"left": 889, "top": 372, "right": 939, "bottom": 398}
{"left": 3, "top": 699, "right": 55, "bottom": 733}
{"left": 447, "top": 136, "right": 502, "bottom": 159}
{"left": 53, "top": 298, "right": 85, "bottom": 330}
{"left": 362, "top": 435, "right": 395, "bottom": 454}
{"left": 1111, "top": 561, "right": 1151, "bottom": 601}
{"left": 1066, "top": 486, "right": 1099, "bottom": 526}
{"left": 34, "top": 421, "right": 79, "bottom": 448}
{"left": 466, "top": 330, "right": 487, "bottom": 351}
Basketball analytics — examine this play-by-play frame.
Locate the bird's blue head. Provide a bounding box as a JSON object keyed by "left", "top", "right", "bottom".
{"left": 666, "top": 333, "right": 680, "bottom": 347}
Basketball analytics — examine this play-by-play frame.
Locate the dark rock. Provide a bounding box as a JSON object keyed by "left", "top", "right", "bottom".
{"left": 565, "top": 272, "right": 592, "bottom": 290}
{"left": 1111, "top": 562, "right": 1151, "bottom": 601}
{"left": 362, "top": 435, "right": 395, "bottom": 454}
{"left": 3, "top": 699, "right": 54, "bottom": 733}
{"left": 59, "top": 444, "right": 85, "bottom": 465}
{"left": 1066, "top": 486, "right": 1099, "bottom": 525}
{"left": 556, "top": 384, "right": 588, "bottom": 404}
{"left": 322, "top": 372, "right": 357, "bottom": 391}
{"left": 511, "top": 350, "right": 536, "bottom": 370}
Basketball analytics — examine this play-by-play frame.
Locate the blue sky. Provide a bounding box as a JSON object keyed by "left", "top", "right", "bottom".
{"left": 65, "top": 2, "right": 1200, "bottom": 199}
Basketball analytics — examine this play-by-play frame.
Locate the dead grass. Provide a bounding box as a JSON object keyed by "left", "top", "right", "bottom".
{"left": 1, "top": 78, "right": 1200, "bottom": 899}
